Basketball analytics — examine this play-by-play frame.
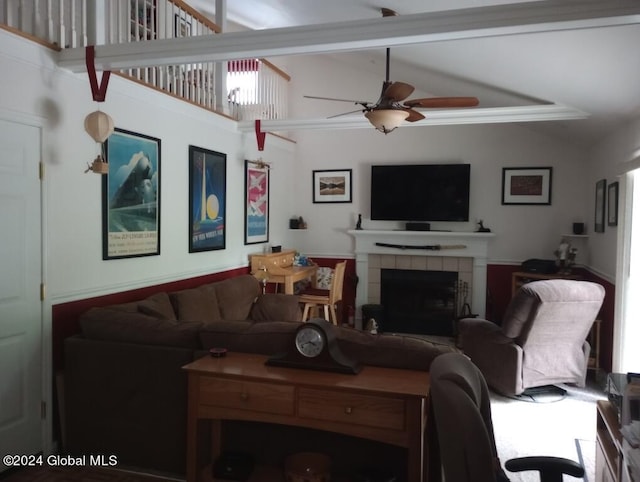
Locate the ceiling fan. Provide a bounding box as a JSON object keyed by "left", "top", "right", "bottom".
{"left": 304, "top": 8, "right": 479, "bottom": 134}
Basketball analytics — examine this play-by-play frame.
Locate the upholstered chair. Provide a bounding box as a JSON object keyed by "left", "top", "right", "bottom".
{"left": 458, "top": 279, "right": 605, "bottom": 396}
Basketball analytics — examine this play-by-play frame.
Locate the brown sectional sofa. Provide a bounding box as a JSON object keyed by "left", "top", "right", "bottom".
{"left": 63, "top": 274, "right": 452, "bottom": 476}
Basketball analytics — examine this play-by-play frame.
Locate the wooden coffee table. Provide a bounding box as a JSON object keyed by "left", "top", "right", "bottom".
{"left": 183, "top": 352, "right": 431, "bottom": 482}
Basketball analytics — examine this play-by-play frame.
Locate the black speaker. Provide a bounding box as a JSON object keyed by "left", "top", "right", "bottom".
{"left": 405, "top": 222, "right": 430, "bottom": 231}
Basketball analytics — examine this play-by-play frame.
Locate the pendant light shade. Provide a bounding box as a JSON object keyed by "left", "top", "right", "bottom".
{"left": 84, "top": 110, "right": 114, "bottom": 143}
{"left": 365, "top": 109, "right": 409, "bottom": 134}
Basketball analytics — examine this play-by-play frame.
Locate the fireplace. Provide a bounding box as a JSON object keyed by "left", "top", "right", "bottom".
{"left": 381, "top": 269, "right": 459, "bottom": 336}
{"left": 349, "top": 229, "right": 494, "bottom": 330}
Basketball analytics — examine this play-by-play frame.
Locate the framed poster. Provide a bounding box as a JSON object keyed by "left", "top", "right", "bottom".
{"left": 312, "top": 169, "right": 352, "bottom": 203}
{"left": 244, "top": 160, "right": 269, "bottom": 245}
{"left": 594, "top": 179, "right": 606, "bottom": 233}
{"left": 501, "top": 167, "right": 552, "bottom": 205}
{"left": 103, "top": 128, "right": 160, "bottom": 260}
{"left": 189, "top": 145, "right": 226, "bottom": 252}
{"left": 608, "top": 181, "right": 619, "bottom": 227}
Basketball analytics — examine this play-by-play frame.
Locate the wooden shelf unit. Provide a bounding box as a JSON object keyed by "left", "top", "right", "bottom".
{"left": 596, "top": 400, "right": 623, "bottom": 482}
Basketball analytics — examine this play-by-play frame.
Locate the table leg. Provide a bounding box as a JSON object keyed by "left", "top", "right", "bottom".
{"left": 186, "top": 374, "right": 198, "bottom": 482}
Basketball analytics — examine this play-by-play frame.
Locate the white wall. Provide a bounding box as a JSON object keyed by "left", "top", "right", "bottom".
{"left": 286, "top": 55, "right": 591, "bottom": 264}
{"left": 0, "top": 29, "right": 296, "bottom": 305}
{"left": 588, "top": 117, "right": 640, "bottom": 280}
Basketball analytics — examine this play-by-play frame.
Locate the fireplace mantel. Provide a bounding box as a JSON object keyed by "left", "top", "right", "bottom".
{"left": 348, "top": 229, "right": 495, "bottom": 328}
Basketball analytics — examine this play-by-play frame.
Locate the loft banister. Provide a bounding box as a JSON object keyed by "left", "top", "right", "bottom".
{"left": 0, "top": 0, "right": 289, "bottom": 122}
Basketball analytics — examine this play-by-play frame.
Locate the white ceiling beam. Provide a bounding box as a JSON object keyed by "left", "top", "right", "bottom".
{"left": 58, "top": 0, "right": 640, "bottom": 72}
{"left": 237, "top": 104, "right": 590, "bottom": 132}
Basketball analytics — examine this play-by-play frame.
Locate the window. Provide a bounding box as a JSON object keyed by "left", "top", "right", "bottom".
{"left": 614, "top": 168, "right": 640, "bottom": 372}
{"left": 227, "top": 60, "right": 260, "bottom": 104}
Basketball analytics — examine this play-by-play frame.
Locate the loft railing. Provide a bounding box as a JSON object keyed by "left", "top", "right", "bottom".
{"left": 0, "top": 0, "right": 289, "bottom": 121}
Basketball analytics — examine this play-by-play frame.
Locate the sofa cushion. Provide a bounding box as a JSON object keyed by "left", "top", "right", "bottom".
{"left": 79, "top": 307, "right": 202, "bottom": 348}
{"left": 199, "top": 320, "right": 298, "bottom": 355}
{"left": 214, "top": 275, "right": 261, "bottom": 320}
{"left": 138, "top": 292, "right": 177, "bottom": 321}
{"left": 250, "top": 294, "right": 302, "bottom": 322}
{"left": 169, "top": 285, "right": 221, "bottom": 323}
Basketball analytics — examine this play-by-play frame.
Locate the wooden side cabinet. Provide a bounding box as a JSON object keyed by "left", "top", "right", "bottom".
{"left": 596, "top": 400, "right": 623, "bottom": 482}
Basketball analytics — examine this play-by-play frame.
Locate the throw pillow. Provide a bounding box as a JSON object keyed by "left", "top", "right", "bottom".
{"left": 138, "top": 292, "right": 177, "bottom": 321}
{"left": 169, "top": 286, "right": 222, "bottom": 323}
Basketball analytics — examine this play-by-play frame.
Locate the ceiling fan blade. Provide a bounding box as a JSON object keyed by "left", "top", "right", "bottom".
{"left": 404, "top": 97, "right": 479, "bottom": 108}
{"left": 327, "top": 109, "right": 365, "bottom": 119}
{"left": 404, "top": 108, "right": 425, "bottom": 122}
{"left": 383, "top": 82, "right": 415, "bottom": 102}
{"left": 304, "top": 95, "right": 372, "bottom": 105}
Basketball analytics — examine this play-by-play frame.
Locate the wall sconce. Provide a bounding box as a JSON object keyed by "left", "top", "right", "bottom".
{"left": 84, "top": 110, "right": 114, "bottom": 174}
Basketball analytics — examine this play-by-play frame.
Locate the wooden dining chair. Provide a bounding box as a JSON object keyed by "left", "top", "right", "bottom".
{"left": 298, "top": 260, "right": 347, "bottom": 325}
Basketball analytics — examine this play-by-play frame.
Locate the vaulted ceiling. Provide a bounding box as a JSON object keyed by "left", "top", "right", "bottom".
{"left": 61, "top": 0, "right": 640, "bottom": 147}
{"left": 194, "top": 0, "right": 640, "bottom": 146}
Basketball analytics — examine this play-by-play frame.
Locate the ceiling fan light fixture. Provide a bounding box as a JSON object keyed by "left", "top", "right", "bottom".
{"left": 365, "top": 109, "right": 409, "bottom": 134}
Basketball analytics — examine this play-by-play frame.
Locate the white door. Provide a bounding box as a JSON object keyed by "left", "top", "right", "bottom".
{"left": 0, "top": 119, "right": 43, "bottom": 471}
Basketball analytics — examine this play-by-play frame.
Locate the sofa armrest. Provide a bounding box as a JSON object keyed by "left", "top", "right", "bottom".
{"left": 250, "top": 293, "right": 302, "bottom": 322}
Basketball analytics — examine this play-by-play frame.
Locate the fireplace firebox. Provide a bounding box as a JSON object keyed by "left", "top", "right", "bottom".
{"left": 381, "top": 269, "right": 459, "bottom": 336}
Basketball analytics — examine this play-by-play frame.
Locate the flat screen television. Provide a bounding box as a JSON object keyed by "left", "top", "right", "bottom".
{"left": 370, "top": 163, "right": 470, "bottom": 222}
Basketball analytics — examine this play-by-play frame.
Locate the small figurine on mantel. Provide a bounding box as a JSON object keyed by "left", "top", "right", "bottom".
{"left": 355, "top": 213, "right": 363, "bottom": 230}
{"left": 476, "top": 220, "right": 491, "bottom": 232}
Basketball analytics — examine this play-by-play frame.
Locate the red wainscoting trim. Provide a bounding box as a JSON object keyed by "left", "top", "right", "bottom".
{"left": 486, "top": 264, "right": 615, "bottom": 373}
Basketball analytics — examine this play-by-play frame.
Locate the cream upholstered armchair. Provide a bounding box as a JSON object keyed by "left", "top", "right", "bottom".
{"left": 458, "top": 279, "right": 605, "bottom": 396}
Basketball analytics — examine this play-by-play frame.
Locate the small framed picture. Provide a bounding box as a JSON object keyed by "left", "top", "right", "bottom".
{"left": 594, "top": 179, "right": 606, "bottom": 233}
{"left": 608, "top": 181, "right": 619, "bottom": 227}
{"left": 312, "top": 169, "right": 352, "bottom": 203}
{"left": 501, "top": 167, "right": 552, "bottom": 205}
{"left": 244, "top": 160, "right": 269, "bottom": 245}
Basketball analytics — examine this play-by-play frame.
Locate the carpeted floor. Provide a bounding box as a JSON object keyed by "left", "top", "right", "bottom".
{"left": 0, "top": 465, "right": 180, "bottom": 481}
{"left": 490, "top": 377, "right": 607, "bottom": 482}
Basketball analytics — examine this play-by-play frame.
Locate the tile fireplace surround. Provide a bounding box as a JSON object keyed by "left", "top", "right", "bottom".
{"left": 348, "top": 230, "right": 495, "bottom": 329}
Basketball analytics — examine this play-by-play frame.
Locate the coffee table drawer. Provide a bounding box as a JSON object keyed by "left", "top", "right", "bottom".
{"left": 199, "top": 378, "right": 295, "bottom": 415}
{"left": 298, "top": 388, "right": 405, "bottom": 430}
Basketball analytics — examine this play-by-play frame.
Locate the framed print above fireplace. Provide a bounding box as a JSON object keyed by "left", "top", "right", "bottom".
{"left": 501, "top": 167, "right": 552, "bottom": 205}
